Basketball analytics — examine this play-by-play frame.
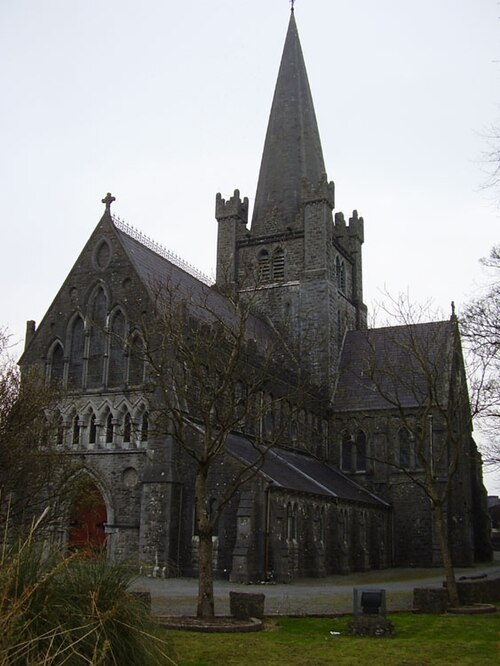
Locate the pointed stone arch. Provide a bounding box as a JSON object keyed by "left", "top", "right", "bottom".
{"left": 66, "top": 471, "right": 113, "bottom": 555}
{"left": 46, "top": 339, "right": 65, "bottom": 383}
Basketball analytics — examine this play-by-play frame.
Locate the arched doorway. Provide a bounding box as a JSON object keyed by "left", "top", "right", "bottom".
{"left": 68, "top": 480, "right": 107, "bottom": 553}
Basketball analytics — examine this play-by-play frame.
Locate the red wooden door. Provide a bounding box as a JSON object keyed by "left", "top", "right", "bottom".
{"left": 68, "top": 483, "right": 107, "bottom": 553}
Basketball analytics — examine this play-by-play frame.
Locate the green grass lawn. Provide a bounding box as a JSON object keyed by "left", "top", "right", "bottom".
{"left": 167, "top": 613, "right": 500, "bottom": 666}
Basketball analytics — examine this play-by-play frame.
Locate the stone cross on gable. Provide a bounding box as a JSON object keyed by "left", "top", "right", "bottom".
{"left": 102, "top": 192, "right": 116, "bottom": 213}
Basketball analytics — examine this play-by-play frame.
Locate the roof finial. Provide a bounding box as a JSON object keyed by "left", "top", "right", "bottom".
{"left": 290, "top": 0, "right": 295, "bottom": 12}
{"left": 450, "top": 300, "right": 457, "bottom": 321}
{"left": 102, "top": 192, "right": 116, "bottom": 214}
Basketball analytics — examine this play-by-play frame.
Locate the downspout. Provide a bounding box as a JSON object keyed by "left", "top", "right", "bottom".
{"left": 264, "top": 482, "right": 273, "bottom": 580}
{"left": 428, "top": 414, "right": 434, "bottom": 479}
{"left": 177, "top": 484, "right": 183, "bottom": 570}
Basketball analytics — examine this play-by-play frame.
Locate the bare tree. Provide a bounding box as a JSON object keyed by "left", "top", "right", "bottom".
{"left": 134, "top": 277, "right": 311, "bottom": 618}
{"left": 0, "top": 328, "right": 73, "bottom": 526}
{"left": 342, "top": 296, "right": 482, "bottom": 607}
{"left": 481, "top": 125, "right": 500, "bottom": 205}
{"left": 461, "top": 245, "right": 500, "bottom": 465}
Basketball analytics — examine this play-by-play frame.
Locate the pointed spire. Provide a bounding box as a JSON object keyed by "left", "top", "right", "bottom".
{"left": 251, "top": 12, "right": 327, "bottom": 234}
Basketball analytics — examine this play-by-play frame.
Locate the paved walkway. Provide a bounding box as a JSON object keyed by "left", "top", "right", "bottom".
{"left": 131, "top": 555, "right": 500, "bottom": 617}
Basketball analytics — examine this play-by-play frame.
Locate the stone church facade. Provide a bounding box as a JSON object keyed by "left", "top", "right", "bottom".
{"left": 20, "top": 11, "right": 490, "bottom": 580}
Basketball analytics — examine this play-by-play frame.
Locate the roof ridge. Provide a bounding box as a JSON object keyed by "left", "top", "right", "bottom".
{"left": 355, "top": 320, "right": 451, "bottom": 335}
{"left": 112, "top": 214, "right": 214, "bottom": 286}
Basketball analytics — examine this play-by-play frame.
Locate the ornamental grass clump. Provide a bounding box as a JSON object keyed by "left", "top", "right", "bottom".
{"left": 0, "top": 512, "right": 174, "bottom": 665}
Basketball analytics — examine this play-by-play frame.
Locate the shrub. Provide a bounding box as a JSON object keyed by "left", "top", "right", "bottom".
{"left": 0, "top": 516, "right": 174, "bottom": 665}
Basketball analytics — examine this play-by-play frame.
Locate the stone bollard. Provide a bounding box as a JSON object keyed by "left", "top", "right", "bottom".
{"left": 454, "top": 577, "right": 500, "bottom": 605}
{"left": 229, "top": 591, "right": 265, "bottom": 620}
{"left": 413, "top": 587, "right": 448, "bottom": 614}
{"left": 129, "top": 590, "right": 152, "bottom": 613}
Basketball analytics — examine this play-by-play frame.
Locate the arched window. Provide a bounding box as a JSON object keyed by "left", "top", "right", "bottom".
{"left": 68, "top": 317, "right": 85, "bottom": 389}
{"left": 258, "top": 250, "right": 270, "bottom": 282}
{"left": 105, "top": 412, "right": 114, "bottom": 445}
{"left": 87, "top": 288, "right": 107, "bottom": 388}
{"left": 89, "top": 413, "right": 97, "bottom": 445}
{"left": 342, "top": 509, "right": 349, "bottom": 543}
{"left": 263, "top": 395, "right": 274, "bottom": 440}
{"left": 287, "top": 503, "right": 298, "bottom": 541}
{"left": 72, "top": 415, "right": 80, "bottom": 447}
{"left": 272, "top": 249, "right": 285, "bottom": 281}
{"left": 49, "top": 343, "right": 64, "bottom": 383}
{"left": 399, "top": 427, "right": 411, "bottom": 468}
{"left": 320, "top": 507, "right": 326, "bottom": 542}
{"left": 234, "top": 381, "right": 246, "bottom": 424}
{"left": 341, "top": 434, "right": 353, "bottom": 472}
{"left": 123, "top": 412, "right": 132, "bottom": 444}
{"left": 56, "top": 413, "right": 64, "bottom": 447}
{"left": 128, "top": 334, "right": 145, "bottom": 386}
{"left": 290, "top": 415, "right": 298, "bottom": 447}
{"left": 108, "top": 310, "right": 126, "bottom": 387}
{"left": 141, "top": 411, "right": 149, "bottom": 442}
{"left": 356, "top": 430, "right": 367, "bottom": 471}
{"left": 336, "top": 256, "right": 346, "bottom": 293}
{"left": 321, "top": 419, "right": 329, "bottom": 459}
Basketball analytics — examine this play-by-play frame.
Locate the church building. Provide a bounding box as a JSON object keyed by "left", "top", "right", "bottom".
{"left": 19, "top": 10, "right": 490, "bottom": 580}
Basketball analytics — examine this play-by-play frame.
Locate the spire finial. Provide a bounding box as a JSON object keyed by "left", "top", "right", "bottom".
{"left": 102, "top": 192, "right": 116, "bottom": 214}
{"left": 290, "top": 0, "right": 295, "bottom": 12}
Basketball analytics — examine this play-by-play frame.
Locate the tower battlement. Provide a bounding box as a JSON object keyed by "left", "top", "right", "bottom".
{"left": 334, "top": 210, "right": 364, "bottom": 243}
{"left": 348, "top": 209, "right": 364, "bottom": 242}
{"left": 215, "top": 189, "right": 249, "bottom": 224}
{"left": 302, "top": 173, "right": 335, "bottom": 208}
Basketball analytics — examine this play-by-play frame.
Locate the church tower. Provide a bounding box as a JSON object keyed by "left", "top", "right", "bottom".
{"left": 215, "top": 9, "right": 367, "bottom": 394}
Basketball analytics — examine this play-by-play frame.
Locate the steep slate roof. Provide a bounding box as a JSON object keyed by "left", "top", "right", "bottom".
{"left": 251, "top": 11, "right": 326, "bottom": 234}
{"left": 333, "top": 321, "right": 455, "bottom": 413}
{"left": 113, "top": 220, "right": 274, "bottom": 347}
{"left": 227, "top": 432, "right": 388, "bottom": 507}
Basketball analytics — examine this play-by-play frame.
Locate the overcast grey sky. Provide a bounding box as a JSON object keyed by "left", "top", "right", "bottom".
{"left": 1, "top": 1, "right": 498, "bottom": 488}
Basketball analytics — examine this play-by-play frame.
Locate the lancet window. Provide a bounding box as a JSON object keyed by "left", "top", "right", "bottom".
{"left": 87, "top": 288, "right": 107, "bottom": 388}
{"left": 272, "top": 248, "right": 285, "bottom": 281}
{"left": 355, "top": 430, "right": 367, "bottom": 471}
{"left": 258, "top": 250, "right": 270, "bottom": 282}
{"left": 108, "top": 310, "right": 126, "bottom": 387}
{"left": 68, "top": 316, "right": 85, "bottom": 389}
{"left": 89, "top": 413, "right": 97, "bottom": 445}
{"left": 399, "top": 427, "right": 411, "bottom": 468}
{"left": 336, "top": 256, "right": 346, "bottom": 293}
{"left": 49, "top": 342, "right": 64, "bottom": 382}
{"left": 123, "top": 411, "right": 132, "bottom": 444}
{"left": 105, "top": 412, "right": 114, "bottom": 445}
{"left": 141, "top": 411, "right": 149, "bottom": 442}
{"left": 129, "top": 334, "right": 146, "bottom": 386}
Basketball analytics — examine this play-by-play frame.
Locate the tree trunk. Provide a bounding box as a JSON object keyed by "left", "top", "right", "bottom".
{"left": 197, "top": 530, "right": 215, "bottom": 618}
{"left": 433, "top": 504, "right": 460, "bottom": 607}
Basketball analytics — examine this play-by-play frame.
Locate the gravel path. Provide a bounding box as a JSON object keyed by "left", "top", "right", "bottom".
{"left": 130, "top": 558, "right": 500, "bottom": 617}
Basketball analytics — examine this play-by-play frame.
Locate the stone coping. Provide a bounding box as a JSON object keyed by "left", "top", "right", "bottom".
{"left": 156, "top": 616, "right": 264, "bottom": 633}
